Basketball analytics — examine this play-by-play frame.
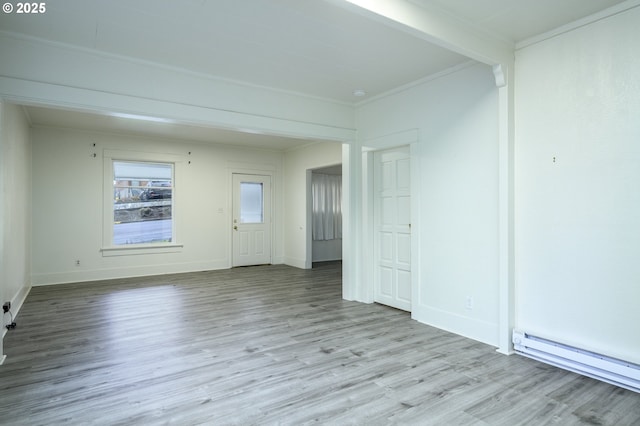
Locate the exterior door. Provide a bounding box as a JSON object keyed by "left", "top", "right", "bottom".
{"left": 374, "top": 147, "right": 411, "bottom": 311}
{"left": 232, "top": 174, "right": 271, "bottom": 267}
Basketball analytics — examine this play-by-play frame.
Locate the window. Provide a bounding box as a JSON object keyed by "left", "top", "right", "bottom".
{"left": 112, "top": 161, "right": 173, "bottom": 245}
{"left": 239, "top": 182, "right": 264, "bottom": 223}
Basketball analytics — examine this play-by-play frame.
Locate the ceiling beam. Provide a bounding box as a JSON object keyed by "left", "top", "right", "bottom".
{"left": 327, "top": 0, "right": 514, "bottom": 78}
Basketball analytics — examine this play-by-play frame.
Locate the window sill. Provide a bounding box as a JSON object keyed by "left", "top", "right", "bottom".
{"left": 101, "top": 244, "right": 184, "bottom": 257}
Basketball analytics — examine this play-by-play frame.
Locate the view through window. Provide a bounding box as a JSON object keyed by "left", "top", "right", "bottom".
{"left": 240, "top": 182, "right": 264, "bottom": 223}
{"left": 113, "top": 161, "right": 173, "bottom": 245}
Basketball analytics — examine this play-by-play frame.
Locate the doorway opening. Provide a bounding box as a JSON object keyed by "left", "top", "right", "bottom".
{"left": 309, "top": 164, "right": 342, "bottom": 268}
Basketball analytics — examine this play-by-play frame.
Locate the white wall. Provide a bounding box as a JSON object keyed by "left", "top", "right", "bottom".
{"left": 0, "top": 102, "right": 32, "bottom": 360}
{"left": 356, "top": 63, "right": 500, "bottom": 346}
{"left": 515, "top": 7, "right": 640, "bottom": 364}
{"left": 31, "top": 126, "right": 285, "bottom": 285}
{"left": 312, "top": 239, "right": 342, "bottom": 262}
{"left": 283, "top": 142, "right": 343, "bottom": 268}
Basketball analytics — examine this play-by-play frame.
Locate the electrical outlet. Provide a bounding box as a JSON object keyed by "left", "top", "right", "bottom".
{"left": 465, "top": 296, "right": 474, "bottom": 311}
{"left": 2, "top": 301, "right": 10, "bottom": 313}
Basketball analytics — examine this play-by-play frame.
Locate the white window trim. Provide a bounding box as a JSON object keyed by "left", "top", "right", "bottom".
{"left": 102, "top": 149, "right": 184, "bottom": 256}
{"left": 101, "top": 244, "right": 184, "bottom": 257}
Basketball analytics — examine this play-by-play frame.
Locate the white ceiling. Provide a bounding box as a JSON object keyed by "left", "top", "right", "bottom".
{"left": 410, "top": 0, "right": 627, "bottom": 43}
{"left": 1, "top": 0, "right": 629, "bottom": 149}
{"left": 0, "top": 0, "right": 470, "bottom": 103}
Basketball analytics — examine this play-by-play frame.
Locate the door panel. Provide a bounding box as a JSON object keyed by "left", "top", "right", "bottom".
{"left": 239, "top": 231, "right": 250, "bottom": 256}
{"left": 397, "top": 269, "right": 412, "bottom": 306}
{"left": 380, "top": 266, "right": 393, "bottom": 296}
{"left": 374, "top": 147, "right": 411, "bottom": 311}
{"left": 232, "top": 174, "right": 271, "bottom": 266}
{"left": 255, "top": 231, "right": 265, "bottom": 255}
{"left": 397, "top": 233, "right": 411, "bottom": 266}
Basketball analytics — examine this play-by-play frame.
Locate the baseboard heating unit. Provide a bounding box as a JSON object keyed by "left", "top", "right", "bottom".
{"left": 512, "top": 330, "right": 640, "bottom": 393}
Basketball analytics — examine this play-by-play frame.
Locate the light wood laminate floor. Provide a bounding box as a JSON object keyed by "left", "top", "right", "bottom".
{"left": 1, "top": 262, "right": 639, "bottom": 425}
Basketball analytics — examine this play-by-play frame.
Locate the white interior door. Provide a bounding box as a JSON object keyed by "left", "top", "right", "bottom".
{"left": 232, "top": 174, "right": 271, "bottom": 267}
{"left": 374, "top": 147, "right": 411, "bottom": 311}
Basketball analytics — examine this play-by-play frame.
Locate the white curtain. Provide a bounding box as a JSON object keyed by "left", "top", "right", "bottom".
{"left": 312, "top": 173, "right": 342, "bottom": 240}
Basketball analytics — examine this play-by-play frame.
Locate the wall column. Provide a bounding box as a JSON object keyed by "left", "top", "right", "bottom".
{"left": 495, "top": 63, "right": 516, "bottom": 355}
{"left": 342, "top": 140, "right": 364, "bottom": 302}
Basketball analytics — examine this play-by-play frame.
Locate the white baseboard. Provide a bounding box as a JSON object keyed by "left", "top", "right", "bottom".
{"left": 31, "top": 260, "right": 230, "bottom": 286}
{"left": 11, "top": 284, "right": 31, "bottom": 317}
{"left": 2, "top": 281, "right": 31, "bottom": 330}
{"left": 412, "top": 305, "right": 499, "bottom": 348}
{"left": 283, "top": 256, "right": 309, "bottom": 269}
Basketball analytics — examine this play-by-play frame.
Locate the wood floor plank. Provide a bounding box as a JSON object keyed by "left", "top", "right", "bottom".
{"left": 1, "top": 262, "right": 639, "bottom": 425}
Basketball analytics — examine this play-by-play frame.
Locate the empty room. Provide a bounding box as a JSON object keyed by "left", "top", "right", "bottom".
{"left": 1, "top": 0, "right": 639, "bottom": 424}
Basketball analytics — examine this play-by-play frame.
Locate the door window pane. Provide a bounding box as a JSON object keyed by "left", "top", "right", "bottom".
{"left": 240, "top": 182, "right": 263, "bottom": 223}
{"left": 113, "top": 161, "right": 173, "bottom": 245}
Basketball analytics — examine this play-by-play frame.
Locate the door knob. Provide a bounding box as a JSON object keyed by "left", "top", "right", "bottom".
{"left": 233, "top": 225, "right": 238, "bottom": 231}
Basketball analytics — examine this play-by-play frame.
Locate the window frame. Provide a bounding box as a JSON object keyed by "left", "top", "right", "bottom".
{"left": 101, "top": 150, "right": 184, "bottom": 257}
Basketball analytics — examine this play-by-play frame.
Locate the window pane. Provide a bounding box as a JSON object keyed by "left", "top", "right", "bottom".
{"left": 113, "top": 161, "right": 173, "bottom": 245}
{"left": 240, "top": 182, "right": 263, "bottom": 223}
